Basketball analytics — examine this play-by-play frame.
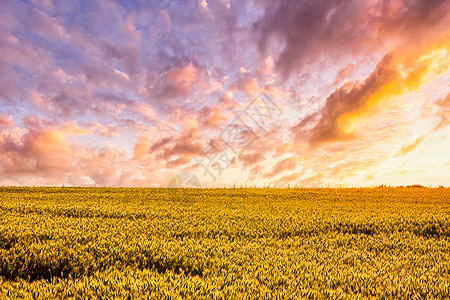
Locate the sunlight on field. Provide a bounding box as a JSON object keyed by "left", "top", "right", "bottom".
{"left": 1, "top": 187, "right": 450, "bottom": 299}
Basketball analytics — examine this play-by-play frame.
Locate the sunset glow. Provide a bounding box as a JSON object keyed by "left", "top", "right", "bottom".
{"left": 0, "top": 0, "right": 449, "bottom": 187}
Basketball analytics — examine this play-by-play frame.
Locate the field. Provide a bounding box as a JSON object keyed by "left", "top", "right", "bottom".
{"left": 1, "top": 187, "right": 450, "bottom": 299}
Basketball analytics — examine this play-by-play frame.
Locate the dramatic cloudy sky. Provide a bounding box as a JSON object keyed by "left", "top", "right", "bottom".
{"left": 0, "top": 0, "right": 449, "bottom": 187}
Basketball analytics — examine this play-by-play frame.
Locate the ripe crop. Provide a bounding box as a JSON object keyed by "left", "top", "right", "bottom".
{"left": 1, "top": 187, "right": 449, "bottom": 299}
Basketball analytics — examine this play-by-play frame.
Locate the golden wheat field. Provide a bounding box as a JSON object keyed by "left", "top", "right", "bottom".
{"left": 0, "top": 187, "right": 450, "bottom": 299}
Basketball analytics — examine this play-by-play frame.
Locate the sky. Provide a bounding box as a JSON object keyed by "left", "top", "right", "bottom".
{"left": 0, "top": 0, "right": 449, "bottom": 187}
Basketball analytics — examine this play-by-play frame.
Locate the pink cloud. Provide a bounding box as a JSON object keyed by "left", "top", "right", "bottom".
{"left": 435, "top": 93, "right": 450, "bottom": 130}
{"left": 232, "top": 75, "right": 260, "bottom": 97}
{"left": 264, "top": 156, "right": 297, "bottom": 178}
{"left": 30, "top": 7, "right": 70, "bottom": 42}
{"left": 80, "top": 148, "right": 124, "bottom": 186}
{"left": 335, "top": 64, "right": 355, "bottom": 85}
{"left": 29, "top": 0, "right": 55, "bottom": 12}
{"left": 0, "top": 114, "right": 14, "bottom": 128}
{"left": 0, "top": 117, "right": 88, "bottom": 176}
{"left": 218, "top": 91, "right": 242, "bottom": 111}
{"left": 239, "top": 151, "right": 265, "bottom": 168}
{"left": 198, "top": 105, "right": 229, "bottom": 128}
{"left": 254, "top": 0, "right": 449, "bottom": 78}
{"left": 151, "top": 62, "right": 199, "bottom": 99}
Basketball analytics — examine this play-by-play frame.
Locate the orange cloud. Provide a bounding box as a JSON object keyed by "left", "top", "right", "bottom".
{"left": 395, "top": 135, "right": 426, "bottom": 157}
{"left": 305, "top": 33, "right": 450, "bottom": 146}
{"left": 394, "top": 92, "right": 450, "bottom": 157}
{"left": 338, "top": 38, "right": 449, "bottom": 135}
{"left": 133, "top": 134, "right": 151, "bottom": 161}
